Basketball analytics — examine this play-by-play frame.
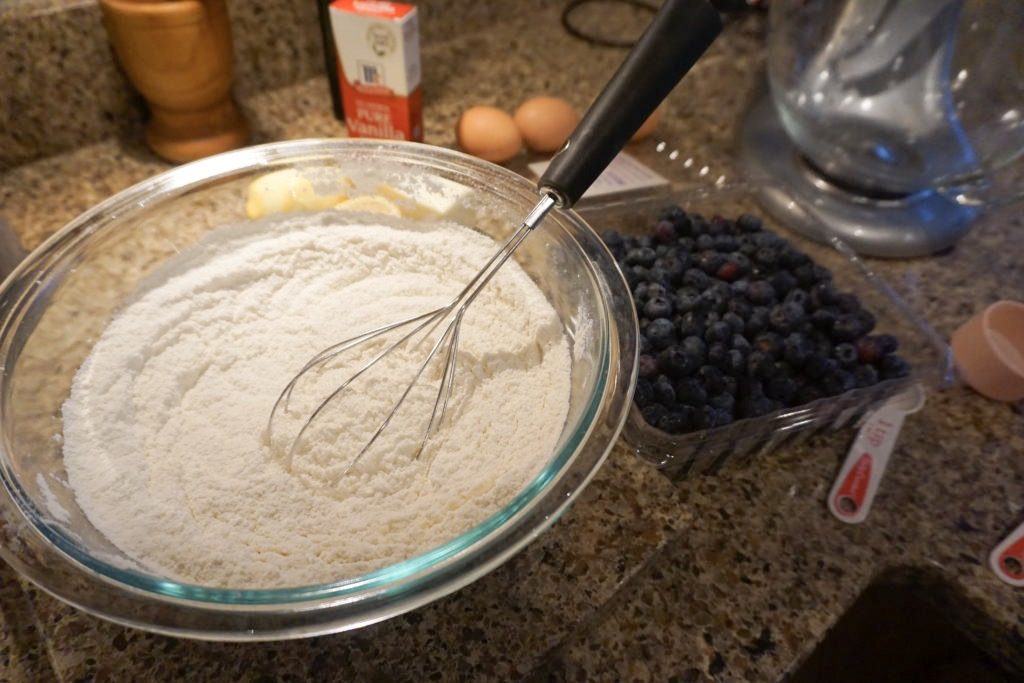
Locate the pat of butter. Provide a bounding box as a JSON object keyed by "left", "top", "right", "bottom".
{"left": 245, "top": 169, "right": 354, "bottom": 219}
{"left": 335, "top": 195, "right": 402, "bottom": 217}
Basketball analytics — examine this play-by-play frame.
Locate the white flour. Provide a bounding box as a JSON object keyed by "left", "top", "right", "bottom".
{"left": 62, "top": 211, "right": 572, "bottom": 588}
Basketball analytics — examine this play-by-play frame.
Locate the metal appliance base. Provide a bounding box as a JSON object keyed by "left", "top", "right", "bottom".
{"left": 738, "top": 96, "right": 978, "bottom": 258}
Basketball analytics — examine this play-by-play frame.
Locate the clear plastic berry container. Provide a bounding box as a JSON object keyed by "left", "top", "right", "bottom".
{"left": 575, "top": 184, "right": 953, "bottom": 480}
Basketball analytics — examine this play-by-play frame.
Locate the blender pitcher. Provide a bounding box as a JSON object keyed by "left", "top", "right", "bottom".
{"left": 741, "top": 0, "right": 1024, "bottom": 257}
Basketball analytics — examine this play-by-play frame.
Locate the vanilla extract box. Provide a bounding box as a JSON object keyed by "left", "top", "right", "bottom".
{"left": 328, "top": 0, "right": 423, "bottom": 141}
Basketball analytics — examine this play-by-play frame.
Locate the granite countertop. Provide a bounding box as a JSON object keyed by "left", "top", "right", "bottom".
{"left": 1, "top": 3, "right": 1023, "bottom": 682}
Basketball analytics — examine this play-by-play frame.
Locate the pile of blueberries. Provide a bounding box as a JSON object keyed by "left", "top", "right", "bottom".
{"left": 602, "top": 206, "right": 910, "bottom": 435}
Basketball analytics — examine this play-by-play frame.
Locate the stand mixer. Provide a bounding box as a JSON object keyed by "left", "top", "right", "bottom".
{"left": 740, "top": 0, "right": 1024, "bottom": 257}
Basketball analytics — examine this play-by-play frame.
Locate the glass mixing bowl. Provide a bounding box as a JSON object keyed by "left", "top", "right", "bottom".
{"left": 0, "top": 140, "right": 637, "bottom": 640}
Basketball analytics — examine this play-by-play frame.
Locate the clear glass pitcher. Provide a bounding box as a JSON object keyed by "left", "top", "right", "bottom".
{"left": 767, "top": 0, "right": 1024, "bottom": 206}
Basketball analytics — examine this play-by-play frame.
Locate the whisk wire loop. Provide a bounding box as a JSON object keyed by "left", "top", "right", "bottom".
{"left": 267, "top": 193, "right": 557, "bottom": 478}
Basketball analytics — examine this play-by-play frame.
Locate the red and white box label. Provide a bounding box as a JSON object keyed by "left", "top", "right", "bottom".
{"left": 328, "top": 0, "right": 423, "bottom": 141}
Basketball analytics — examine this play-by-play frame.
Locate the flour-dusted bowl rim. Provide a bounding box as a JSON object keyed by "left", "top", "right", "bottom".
{"left": 0, "top": 140, "right": 638, "bottom": 640}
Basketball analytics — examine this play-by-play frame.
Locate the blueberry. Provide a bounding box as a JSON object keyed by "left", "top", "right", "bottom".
{"left": 747, "top": 350, "right": 774, "bottom": 380}
{"left": 723, "top": 349, "right": 747, "bottom": 376}
{"left": 678, "top": 311, "right": 706, "bottom": 339}
{"left": 705, "top": 320, "right": 733, "bottom": 344}
{"left": 634, "top": 378, "right": 654, "bottom": 407}
{"left": 737, "top": 213, "right": 763, "bottom": 232}
{"left": 769, "top": 302, "right": 806, "bottom": 334}
{"left": 660, "top": 205, "right": 687, "bottom": 227}
{"left": 633, "top": 281, "right": 650, "bottom": 300}
{"left": 657, "top": 409, "right": 692, "bottom": 434}
{"left": 736, "top": 377, "right": 765, "bottom": 400}
{"left": 811, "top": 307, "right": 839, "bottom": 331}
{"left": 720, "top": 312, "right": 744, "bottom": 336}
{"left": 784, "top": 288, "right": 809, "bottom": 309}
{"left": 691, "top": 405, "right": 711, "bottom": 430}
{"left": 747, "top": 280, "right": 776, "bottom": 305}
{"left": 772, "top": 360, "right": 794, "bottom": 378}
{"left": 698, "top": 365, "right": 726, "bottom": 393}
{"left": 754, "top": 332, "right": 784, "bottom": 359}
{"left": 831, "top": 314, "right": 865, "bottom": 342}
{"left": 698, "top": 250, "right": 726, "bottom": 275}
{"left": 655, "top": 245, "right": 668, "bottom": 257}
{"left": 682, "top": 336, "right": 708, "bottom": 365}
{"left": 834, "top": 342, "right": 858, "bottom": 367}
{"left": 677, "top": 236, "right": 696, "bottom": 252}
{"left": 874, "top": 334, "right": 899, "bottom": 355}
{"left": 793, "top": 263, "right": 817, "bottom": 287}
{"left": 731, "top": 333, "right": 752, "bottom": 355}
{"left": 810, "top": 282, "right": 839, "bottom": 308}
{"left": 683, "top": 268, "right": 711, "bottom": 291}
{"left": 855, "top": 336, "right": 882, "bottom": 364}
{"left": 727, "top": 297, "right": 753, "bottom": 320}
{"left": 857, "top": 309, "right": 877, "bottom": 336}
{"left": 755, "top": 247, "right": 779, "bottom": 267}
{"left": 700, "top": 286, "right": 728, "bottom": 314}
{"left": 879, "top": 355, "right": 911, "bottom": 379}
{"left": 674, "top": 288, "right": 702, "bottom": 314}
{"left": 645, "top": 318, "right": 676, "bottom": 350}
{"left": 653, "top": 375, "right": 676, "bottom": 403}
{"left": 663, "top": 259, "right": 688, "bottom": 285}
{"left": 638, "top": 334, "right": 651, "bottom": 355}
{"left": 821, "top": 369, "right": 856, "bottom": 396}
{"left": 752, "top": 232, "right": 784, "bottom": 249}
{"left": 644, "top": 283, "right": 668, "bottom": 300}
{"left": 707, "top": 407, "right": 734, "bottom": 428}
{"left": 739, "top": 241, "right": 758, "bottom": 257}
{"left": 625, "top": 247, "right": 657, "bottom": 268}
{"left": 765, "top": 375, "right": 797, "bottom": 403}
{"left": 707, "top": 216, "right": 729, "bottom": 236}
{"left": 602, "top": 230, "right": 624, "bottom": 250}
{"left": 715, "top": 260, "right": 741, "bottom": 282}
{"left": 659, "top": 346, "right": 700, "bottom": 378}
{"left": 707, "top": 342, "right": 728, "bottom": 368}
{"left": 708, "top": 392, "right": 735, "bottom": 412}
{"left": 738, "top": 394, "right": 775, "bottom": 418}
{"left": 836, "top": 293, "right": 861, "bottom": 313}
{"left": 653, "top": 219, "right": 676, "bottom": 244}
{"left": 745, "top": 306, "right": 771, "bottom": 336}
{"left": 714, "top": 234, "right": 740, "bottom": 253}
{"left": 637, "top": 353, "right": 659, "bottom": 378}
{"left": 779, "top": 248, "right": 810, "bottom": 269}
{"left": 783, "top": 332, "right": 814, "bottom": 366}
{"left": 771, "top": 270, "right": 797, "bottom": 296}
{"left": 812, "top": 264, "right": 833, "bottom": 282}
{"left": 646, "top": 267, "right": 669, "bottom": 285}
{"left": 644, "top": 296, "right": 674, "bottom": 319}
{"left": 675, "top": 377, "right": 707, "bottom": 406}
{"left": 696, "top": 234, "right": 716, "bottom": 251}
{"left": 625, "top": 265, "right": 647, "bottom": 288}
{"left": 641, "top": 402, "right": 669, "bottom": 426}
{"left": 853, "top": 363, "right": 880, "bottom": 388}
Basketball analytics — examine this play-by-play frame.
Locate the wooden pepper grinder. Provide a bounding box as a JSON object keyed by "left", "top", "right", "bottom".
{"left": 99, "top": 0, "right": 250, "bottom": 163}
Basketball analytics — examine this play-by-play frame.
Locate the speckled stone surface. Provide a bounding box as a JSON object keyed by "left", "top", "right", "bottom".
{"left": 0, "top": 3, "right": 1023, "bottom": 682}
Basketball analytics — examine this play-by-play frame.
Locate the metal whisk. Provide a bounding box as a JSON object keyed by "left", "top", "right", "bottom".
{"left": 267, "top": 195, "right": 557, "bottom": 474}
{"left": 267, "top": 0, "right": 722, "bottom": 475}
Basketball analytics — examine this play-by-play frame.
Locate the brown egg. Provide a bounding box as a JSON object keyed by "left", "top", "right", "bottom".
{"left": 513, "top": 96, "right": 580, "bottom": 153}
{"left": 456, "top": 106, "right": 523, "bottom": 163}
{"left": 631, "top": 105, "right": 663, "bottom": 142}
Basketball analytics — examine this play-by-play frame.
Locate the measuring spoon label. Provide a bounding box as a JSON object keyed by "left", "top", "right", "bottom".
{"left": 990, "top": 525, "right": 1024, "bottom": 587}
{"left": 828, "top": 400, "right": 907, "bottom": 524}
